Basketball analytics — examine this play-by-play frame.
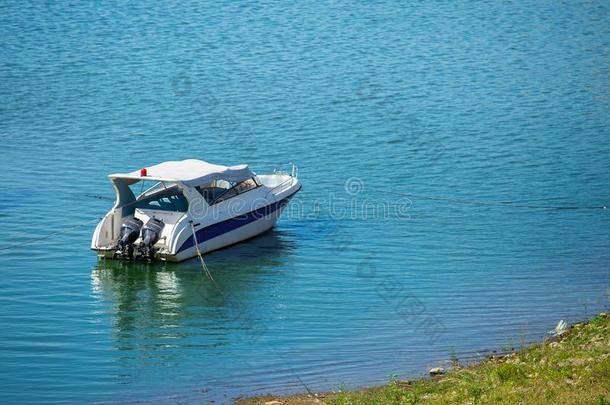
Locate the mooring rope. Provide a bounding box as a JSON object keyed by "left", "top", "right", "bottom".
{"left": 189, "top": 222, "right": 223, "bottom": 295}
{"left": 383, "top": 189, "right": 608, "bottom": 211}
{"left": 0, "top": 217, "right": 102, "bottom": 251}
{"left": 7, "top": 181, "right": 601, "bottom": 253}
{"left": 85, "top": 185, "right": 609, "bottom": 211}
{"left": 187, "top": 222, "right": 316, "bottom": 394}
{"left": 84, "top": 194, "right": 115, "bottom": 201}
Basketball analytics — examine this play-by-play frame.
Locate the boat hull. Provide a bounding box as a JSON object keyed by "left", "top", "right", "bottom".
{"left": 94, "top": 187, "right": 298, "bottom": 262}
{"left": 168, "top": 204, "right": 286, "bottom": 262}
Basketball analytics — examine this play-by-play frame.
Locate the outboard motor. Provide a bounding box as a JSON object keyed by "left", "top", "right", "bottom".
{"left": 138, "top": 218, "right": 165, "bottom": 262}
{"left": 113, "top": 217, "right": 143, "bottom": 259}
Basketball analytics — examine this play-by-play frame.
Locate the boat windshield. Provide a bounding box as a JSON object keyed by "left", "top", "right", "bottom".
{"left": 133, "top": 185, "right": 189, "bottom": 212}
{"left": 196, "top": 178, "right": 260, "bottom": 205}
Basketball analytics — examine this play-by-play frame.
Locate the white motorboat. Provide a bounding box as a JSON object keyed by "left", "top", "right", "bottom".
{"left": 91, "top": 159, "right": 301, "bottom": 262}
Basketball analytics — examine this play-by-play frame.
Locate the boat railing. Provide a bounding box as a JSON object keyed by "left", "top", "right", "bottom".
{"left": 271, "top": 162, "right": 298, "bottom": 179}
{"left": 265, "top": 162, "right": 298, "bottom": 198}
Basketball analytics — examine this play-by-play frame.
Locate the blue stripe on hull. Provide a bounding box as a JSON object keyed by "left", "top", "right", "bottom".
{"left": 177, "top": 189, "right": 299, "bottom": 253}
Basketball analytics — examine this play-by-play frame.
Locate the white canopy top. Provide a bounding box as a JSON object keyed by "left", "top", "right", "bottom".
{"left": 109, "top": 159, "right": 255, "bottom": 187}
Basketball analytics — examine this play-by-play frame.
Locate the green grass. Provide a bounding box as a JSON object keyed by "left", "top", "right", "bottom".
{"left": 325, "top": 313, "right": 610, "bottom": 405}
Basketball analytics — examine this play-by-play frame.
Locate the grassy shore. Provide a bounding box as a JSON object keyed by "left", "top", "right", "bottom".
{"left": 237, "top": 312, "right": 610, "bottom": 405}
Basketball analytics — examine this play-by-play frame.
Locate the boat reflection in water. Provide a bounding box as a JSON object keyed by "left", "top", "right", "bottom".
{"left": 90, "top": 229, "right": 296, "bottom": 394}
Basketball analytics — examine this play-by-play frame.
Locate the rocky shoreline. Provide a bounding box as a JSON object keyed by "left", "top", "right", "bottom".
{"left": 236, "top": 312, "right": 610, "bottom": 405}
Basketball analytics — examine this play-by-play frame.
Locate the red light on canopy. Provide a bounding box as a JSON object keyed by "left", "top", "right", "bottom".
{"left": 140, "top": 168, "right": 147, "bottom": 176}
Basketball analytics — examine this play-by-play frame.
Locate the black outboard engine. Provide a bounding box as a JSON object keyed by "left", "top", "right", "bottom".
{"left": 138, "top": 218, "right": 164, "bottom": 262}
{"left": 113, "top": 217, "right": 143, "bottom": 259}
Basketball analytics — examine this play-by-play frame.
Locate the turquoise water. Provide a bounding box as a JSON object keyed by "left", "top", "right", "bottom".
{"left": 1, "top": 1, "right": 610, "bottom": 403}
